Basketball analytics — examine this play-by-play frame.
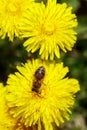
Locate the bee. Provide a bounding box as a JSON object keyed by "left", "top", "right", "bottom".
{"left": 32, "top": 66, "right": 45, "bottom": 93}
{"left": 32, "top": 81, "right": 41, "bottom": 93}
{"left": 34, "top": 66, "right": 45, "bottom": 81}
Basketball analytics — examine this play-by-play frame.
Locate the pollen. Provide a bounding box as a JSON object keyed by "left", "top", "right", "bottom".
{"left": 40, "top": 22, "right": 56, "bottom": 36}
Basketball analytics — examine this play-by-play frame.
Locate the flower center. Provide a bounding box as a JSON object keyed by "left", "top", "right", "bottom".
{"left": 5, "top": 2, "right": 21, "bottom": 16}
{"left": 41, "top": 23, "right": 55, "bottom": 36}
{"left": 15, "top": 121, "right": 26, "bottom": 129}
{"left": 8, "top": 3, "right": 17, "bottom": 12}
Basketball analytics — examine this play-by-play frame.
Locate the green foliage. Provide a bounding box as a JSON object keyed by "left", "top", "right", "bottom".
{"left": 77, "top": 16, "right": 87, "bottom": 39}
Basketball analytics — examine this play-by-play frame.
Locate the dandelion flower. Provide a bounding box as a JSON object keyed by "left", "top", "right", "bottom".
{"left": 0, "top": 83, "right": 33, "bottom": 130}
{"left": 0, "top": 0, "right": 33, "bottom": 41}
{"left": 19, "top": 0, "right": 78, "bottom": 60}
{"left": 6, "top": 59, "right": 80, "bottom": 130}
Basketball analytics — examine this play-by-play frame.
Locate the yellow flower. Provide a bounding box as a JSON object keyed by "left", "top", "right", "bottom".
{"left": 6, "top": 59, "right": 80, "bottom": 130}
{"left": 19, "top": 0, "right": 78, "bottom": 60}
{"left": 0, "top": 83, "right": 33, "bottom": 130}
{"left": 0, "top": 0, "right": 33, "bottom": 41}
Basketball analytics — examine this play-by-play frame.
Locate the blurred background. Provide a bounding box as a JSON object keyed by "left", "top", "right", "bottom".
{"left": 0, "top": 0, "right": 87, "bottom": 130}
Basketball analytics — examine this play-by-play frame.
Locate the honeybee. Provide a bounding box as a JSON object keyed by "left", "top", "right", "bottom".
{"left": 32, "top": 66, "right": 45, "bottom": 93}
{"left": 32, "top": 81, "right": 41, "bottom": 93}
{"left": 34, "top": 66, "right": 45, "bottom": 80}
